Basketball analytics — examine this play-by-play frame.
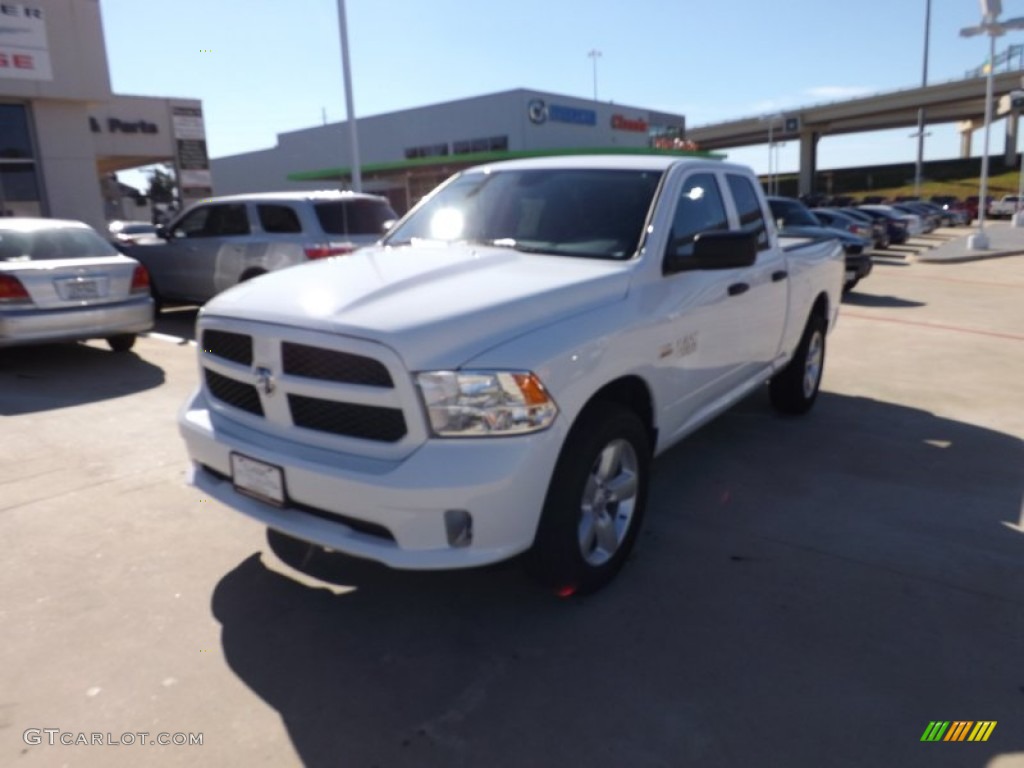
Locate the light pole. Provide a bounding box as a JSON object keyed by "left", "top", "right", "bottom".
{"left": 913, "top": 0, "right": 932, "bottom": 198}
{"left": 760, "top": 113, "right": 783, "bottom": 195}
{"left": 336, "top": 0, "right": 362, "bottom": 192}
{"left": 960, "top": 2, "right": 1024, "bottom": 250}
{"left": 588, "top": 49, "right": 602, "bottom": 101}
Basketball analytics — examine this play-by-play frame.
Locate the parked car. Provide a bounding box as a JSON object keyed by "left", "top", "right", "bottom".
{"left": 820, "top": 206, "right": 890, "bottom": 249}
{"left": 964, "top": 195, "right": 993, "bottom": 222}
{"left": 891, "top": 203, "right": 938, "bottom": 233}
{"left": 989, "top": 195, "right": 1022, "bottom": 219}
{"left": 107, "top": 220, "right": 159, "bottom": 246}
{"left": 811, "top": 208, "right": 882, "bottom": 247}
{"left": 929, "top": 196, "right": 971, "bottom": 225}
{"left": 123, "top": 191, "right": 398, "bottom": 309}
{"left": 859, "top": 204, "right": 924, "bottom": 236}
{"left": 768, "top": 196, "right": 872, "bottom": 292}
{"left": 180, "top": 156, "right": 844, "bottom": 594}
{"left": 0, "top": 218, "right": 154, "bottom": 351}
{"left": 848, "top": 206, "right": 909, "bottom": 245}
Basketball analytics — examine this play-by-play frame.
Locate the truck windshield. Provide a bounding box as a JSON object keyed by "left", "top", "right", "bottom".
{"left": 384, "top": 168, "right": 663, "bottom": 260}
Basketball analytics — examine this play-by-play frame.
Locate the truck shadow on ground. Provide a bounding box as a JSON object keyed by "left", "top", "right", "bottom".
{"left": 152, "top": 306, "right": 199, "bottom": 342}
{"left": 211, "top": 391, "right": 1023, "bottom": 768}
{"left": 0, "top": 342, "right": 164, "bottom": 415}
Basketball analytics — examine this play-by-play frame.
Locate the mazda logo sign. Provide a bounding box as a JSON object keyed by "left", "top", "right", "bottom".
{"left": 527, "top": 99, "right": 547, "bottom": 125}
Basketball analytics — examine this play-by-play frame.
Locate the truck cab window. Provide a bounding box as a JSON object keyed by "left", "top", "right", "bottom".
{"left": 666, "top": 173, "right": 729, "bottom": 261}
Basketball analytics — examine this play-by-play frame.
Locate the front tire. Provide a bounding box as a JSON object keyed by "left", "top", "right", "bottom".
{"left": 527, "top": 403, "right": 650, "bottom": 595}
{"left": 770, "top": 312, "right": 826, "bottom": 415}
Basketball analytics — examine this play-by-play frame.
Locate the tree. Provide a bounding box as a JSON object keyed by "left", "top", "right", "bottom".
{"left": 146, "top": 165, "right": 177, "bottom": 205}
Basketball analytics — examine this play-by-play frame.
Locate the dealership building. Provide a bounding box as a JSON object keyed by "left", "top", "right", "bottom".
{"left": 212, "top": 89, "right": 692, "bottom": 213}
{"left": 0, "top": 0, "right": 208, "bottom": 231}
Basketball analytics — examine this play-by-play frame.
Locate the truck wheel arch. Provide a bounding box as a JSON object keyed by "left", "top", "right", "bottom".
{"left": 573, "top": 375, "right": 657, "bottom": 450}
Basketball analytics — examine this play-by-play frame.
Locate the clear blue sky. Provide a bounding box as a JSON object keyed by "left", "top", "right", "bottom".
{"left": 99, "top": 0, "right": 1024, "bottom": 184}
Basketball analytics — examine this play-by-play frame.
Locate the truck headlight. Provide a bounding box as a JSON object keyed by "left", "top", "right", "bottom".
{"left": 416, "top": 370, "right": 558, "bottom": 436}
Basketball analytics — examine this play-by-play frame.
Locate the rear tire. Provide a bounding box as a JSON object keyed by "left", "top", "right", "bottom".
{"left": 527, "top": 402, "right": 650, "bottom": 595}
{"left": 770, "top": 313, "right": 826, "bottom": 415}
{"left": 107, "top": 334, "right": 136, "bottom": 353}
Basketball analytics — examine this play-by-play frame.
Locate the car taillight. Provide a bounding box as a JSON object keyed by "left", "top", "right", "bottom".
{"left": 0, "top": 274, "right": 31, "bottom": 304}
{"left": 130, "top": 265, "right": 150, "bottom": 294}
{"left": 304, "top": 244, "right": 356, "bottom": 260}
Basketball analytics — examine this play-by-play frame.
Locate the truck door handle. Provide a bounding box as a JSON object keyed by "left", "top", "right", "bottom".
{"left": 727, "top": 282, "right": 749, "bottom": 296}
{"left": 772, "top": 270, "right": 788, "bottom": 282}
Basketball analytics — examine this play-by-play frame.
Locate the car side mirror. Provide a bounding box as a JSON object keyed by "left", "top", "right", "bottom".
{"left": 664, "top": 230, "right": 758, "bottom": 274}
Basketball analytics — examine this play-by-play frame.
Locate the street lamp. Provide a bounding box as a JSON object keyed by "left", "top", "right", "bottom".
{"left": 960, "top": 0, "right": 1024, "bottom": 250}
{"left": 913, "top": 0, "right": 932, "bottom": 198}
{"left": 336, "top": 0, "right": 362, "bottom": 192}
{"left": 588, "top": 49, "right": 602, "bottom": 101}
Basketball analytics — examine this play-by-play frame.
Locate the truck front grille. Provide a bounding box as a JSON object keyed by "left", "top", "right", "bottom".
{"left": 288, "top": 394, "right": 406, "bottom": 442}
{"left": 282, "top": 341, "right": 393, "bottom": 387}
{"left": 205, "top": 369, "right": 264, "bottom": 416}
{"left": 199, "top": 325, "right": 420, "bottom": 451}
{"left": 202, "top": 329, "right": 253, "bottom": 365}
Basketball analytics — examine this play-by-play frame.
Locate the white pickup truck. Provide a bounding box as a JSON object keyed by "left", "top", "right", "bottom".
{"left": 179, "top": 155, "right": 843, "bottom": 594}
{"left": 989, "top": 195, "right": 1021, "bottom": 219}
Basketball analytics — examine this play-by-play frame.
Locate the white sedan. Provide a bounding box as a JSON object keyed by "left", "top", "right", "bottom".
{"left": 0, "top": 218, "right": 154, "bottom": 352}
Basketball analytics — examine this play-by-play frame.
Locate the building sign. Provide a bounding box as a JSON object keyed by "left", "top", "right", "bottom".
{"left": 527, "top": 99, "right": 596, "bottom": 126}
{"left": 611, "top": 114, "right": 648, "bottom": 133}
{"left": 89, "top": 117, "right": 159, "bottom": 135}
{"left": 171, "top": 106, "right": 212, "bottom": 199}
{"left": 0, "top": 3, "right": 51, "bottom": 81}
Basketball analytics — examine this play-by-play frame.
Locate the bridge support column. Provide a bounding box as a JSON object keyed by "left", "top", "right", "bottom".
{"left": 958, "top": 120, "right": 977, "bottom": 158}
{"left": 1006, "top": 113, "right": 1020, "bottom": 165}
{"left": 798, "top": 130, "right": 818, "bottom": 196}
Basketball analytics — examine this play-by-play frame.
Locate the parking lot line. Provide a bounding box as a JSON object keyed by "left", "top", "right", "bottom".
{"left": 841, "top": 312, "right": 1024, "bottom": 342}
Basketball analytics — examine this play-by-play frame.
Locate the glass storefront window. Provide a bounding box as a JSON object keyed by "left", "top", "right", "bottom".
{"left": 0, "top": 104, "right": 42, "bottom": 216}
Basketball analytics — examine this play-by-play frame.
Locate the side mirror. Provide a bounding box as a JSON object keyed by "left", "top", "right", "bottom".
{"left": 381, "top": 219, "right": 396, "bottom": 233}
{"left": 156, "top": 226, "right": 169, "bottom": 239}
{"left": 664, "top": 230, "right": 758, "bottom": 274}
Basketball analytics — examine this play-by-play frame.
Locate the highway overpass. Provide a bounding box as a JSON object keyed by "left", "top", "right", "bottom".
{"left": 687, "top": 70, "right": 1024, "bottom": 195}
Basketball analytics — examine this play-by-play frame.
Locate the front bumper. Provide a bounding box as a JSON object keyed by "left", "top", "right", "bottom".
{"left": 179, "top": 387, "right": 568, "bottom": 569}
{"left": 0, "top": 298, "right": 154, "bottom": 347}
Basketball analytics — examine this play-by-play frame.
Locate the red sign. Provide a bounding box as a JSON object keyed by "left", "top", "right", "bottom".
{"left": 611, "top": 114, "right": 648, "bottom": 133}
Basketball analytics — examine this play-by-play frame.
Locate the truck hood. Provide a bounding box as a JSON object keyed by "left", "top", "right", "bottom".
{"left": 202, "top": 242, "right": 633, "bottom": 370}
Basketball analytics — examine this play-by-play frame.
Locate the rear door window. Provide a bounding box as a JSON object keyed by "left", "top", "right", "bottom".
{"left": 258, "top": 204, "right": 303, "bottom": 234}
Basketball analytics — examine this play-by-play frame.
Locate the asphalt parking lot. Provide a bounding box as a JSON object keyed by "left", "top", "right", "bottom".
{"left": 2, "top": 238, "right": 1022, "bottom": 768}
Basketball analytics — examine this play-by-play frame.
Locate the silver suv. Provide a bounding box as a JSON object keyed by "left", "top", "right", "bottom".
{"left": 126, "top": 191, "right": 396, "bottom": 309}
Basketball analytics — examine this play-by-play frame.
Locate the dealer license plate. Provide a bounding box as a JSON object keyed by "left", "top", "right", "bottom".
{"left": 231, "top": 452, "right": 286, "bottom": 507}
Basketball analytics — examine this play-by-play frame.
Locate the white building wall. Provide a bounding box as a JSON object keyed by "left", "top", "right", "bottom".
{"left": 32, "top": 101, "right": 106, "bottom": 229}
